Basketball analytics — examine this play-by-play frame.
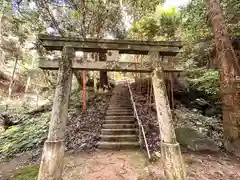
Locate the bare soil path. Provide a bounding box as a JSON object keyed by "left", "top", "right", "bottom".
{"left": 1, "top": 150, "right": 240, "bottom": 180}
{"left": 63, "top": 150, "right": 147, "bottom": 180}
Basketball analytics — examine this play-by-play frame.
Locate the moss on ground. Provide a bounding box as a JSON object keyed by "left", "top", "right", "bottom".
{"left": 0, "top": 112, "right": 50, "bottom": 159}
{"left": 10, "top": 164, "right": 39, "bottom": 180}
{"left": 0, "top": 88, "right": 96, "bottom": 160}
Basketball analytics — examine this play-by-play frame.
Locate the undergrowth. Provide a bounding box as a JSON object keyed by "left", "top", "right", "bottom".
{"left": 0, "top": 112, "right": 50, "bottom": 159}
{"left": 9, "top": 164, "right": 39, "bottom": 180}
{"left": 0, "top": 88, "right": 96, "bottom": 160}
{"left": 185, "top": 68, "right": 220, "bottom": 99}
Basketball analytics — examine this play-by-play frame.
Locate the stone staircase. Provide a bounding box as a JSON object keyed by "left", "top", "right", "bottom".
{"left": 98, "top": 84, "right": 139, "bottom": 149}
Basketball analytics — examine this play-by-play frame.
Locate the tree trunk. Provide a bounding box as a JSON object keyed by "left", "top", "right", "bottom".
{"left": 94, "top": 71, "right": 98, "bottom": 92}
{"left": 82, "top": 52, "right": 88, "bottom": 114}
{"left": 99, "top": 52, "right": 108, "bottom": 91}
{"left": 93, "top": 53, "right": 98, "bottom": 92}
{"left": 73, "top": 71, "right": 82, "bottom": 88}
{"left": 209, "top": 0, "right": 240, "bottom": 157}
{"left": 38, "top": 47, "right": 74, "bottom": 180}
{"left": 0, "top": 1, "right": 7, "bottom": 64}
{"left": 25, "top": 60, "right": 35, "bottom": 94}
{"left": 150, "top": 51, "right": 185, "bottom": 180}
{"left": 8, "top": 57, "right": 18, "bottom": 100}
{"left": 82, "top": 70, "right": 86, "bottom": 114}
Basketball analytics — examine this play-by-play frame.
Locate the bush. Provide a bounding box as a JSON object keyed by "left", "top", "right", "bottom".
{"left": 186, "top": 68, "right": 220, "bottom": 98}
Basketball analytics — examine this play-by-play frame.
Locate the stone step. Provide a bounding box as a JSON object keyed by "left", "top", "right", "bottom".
{"left": 100, "top": 135, "right": 137, "bottom": 141}
{"left": 106, "top": 111, "right": 133, "bottom": 115}
{"left": 108, "top": 106, "right": 132, "bottom": 108}
{"left": 102, "top": 124, "right": 136, "bottom": 129}
{"left": 106, "top": 112, "right": 133, "bottom": 116}
{"left": 109, "top": 103, "right": 132, "bottom": 105}
{"left": 105, "top": 116, "right": 135, "bottom": 120}
{"left": 104, "top": 120, "right": 135, "bottom": 124}
{"left": 111, "top": 97, "right": 129, "bottom": 99}
{"left": 101, "top": 128, "right": 136, "bottom": 135}
{"left": 109, "top": 104, "right": 131, "bottom": 106}
{"left": 107, "top": 107, "right": 133, "bottom": 112}
{"left": 97, "top": 141, "right": 139, "bottom": 149}
{"left": 98, "top": 85, "right": 138, "bottom": 150}
{"left": 111, "top": 99, "right": 128, "bottom": 100}
{"left": 109, "top": 104, "right": 132, "bottom": 107}
{"left": 107, "top": 109, "right": 133, "bottom": 112}
{"left": 110, "top": 99, "right": 130, "bottom": 100}
{"left": 108, "top": 106, "right": 133, "bottom": 110}
{"left": 107, "top": 108, "right": 132, "bottom": 111}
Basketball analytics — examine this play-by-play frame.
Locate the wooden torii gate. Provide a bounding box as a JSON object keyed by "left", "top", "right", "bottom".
{"left": 37, "top": 35, "right": 185, "bottom": 180}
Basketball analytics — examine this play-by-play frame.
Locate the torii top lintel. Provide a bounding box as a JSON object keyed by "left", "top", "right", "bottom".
{"left": 38, "top": 35, "right": 182, "bottom": 56}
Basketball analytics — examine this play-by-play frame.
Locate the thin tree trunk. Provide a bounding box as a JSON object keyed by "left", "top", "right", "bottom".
{"left": 0, "top": 1, "right": 7, "bottom": 63}
{"left": 8, "top": 58, "right": 18, "bottom": 100}
{"left": 36, "top": 90, "right": 39, "bottom": 108}
{"left": 99, "top": 52, "right": 108, "bottom": 91}
{"left": 82, "top": 70, "right": 86, "bottom": 114}
{"left": 209, "top": 0, "right": 240, "bottom": 157}
{"left": 140, "top": 58, "right": 143, "bottom": 93}
{"left": 93, "top": 71, "right": 98, "bottom": 92}
{"left": 25, "top": 60, "right": 35, "bottom": 94}
{"left": 150, "top": 51, "right": 185, "bottom": 180}
{"left": 74, "top": 71, "right": 82, "bottom": 88}
{"left": 93, "top": 53, "right": 98, "bottom": 92}
{"left": 82, "top": 52, "right": 88, "bottom": 113}
{"left": 38, "top": 47, "right": 74, "bottom": 180}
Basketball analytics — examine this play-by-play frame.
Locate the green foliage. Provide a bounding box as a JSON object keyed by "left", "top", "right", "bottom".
{"left": 0, "top": 112, "right": 50, "bottom": 159}
{"left": 186, "top": 68, "right": 220, "bottom": 96}
{"left": 178, "top": 0, "right": 239, "bottom": 101}
{"left": 122, "top": 0, "right": 163, "bottom": 21}
{"left": 180, "top": 0, "right": 210, "bottom": 42}
{"left": 130, "top": 16, "right": 159, "bottom": 40}
{"left": 129, "top": 6, "right": 181, "bottom": 40}
{"left": 0, "top": 84, "right": 97, "bottom": 160}
{"left": 10, "top": 164, "right": 39, "bottom": 180}
{"left": 155, "top": 6, "right": 181, "bottom": 38}
{"left": 181, "top": 0, "right": 240, "bottom": 42}
{"left": 69, "top": 87, "right": 96, "bottom": 109}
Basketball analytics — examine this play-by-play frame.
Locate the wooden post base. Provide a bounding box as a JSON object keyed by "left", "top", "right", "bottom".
{"left": 161, "top": 142, "right": 185, "bottom": 180}
{"left": 38, "top": 140, "right": 65, "bottom": 180}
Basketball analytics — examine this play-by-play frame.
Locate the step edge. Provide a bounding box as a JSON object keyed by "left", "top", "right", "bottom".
{"left": 101, "top": 129, "right": 136, "bottom": 131}
{"left": 97, "top": 141, "right": 139, "bottom": 145}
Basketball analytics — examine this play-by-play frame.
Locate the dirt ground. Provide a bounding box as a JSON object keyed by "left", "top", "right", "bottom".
{"left": 63, "top": 150, "right": 147, "bottom": 180}
{"left": 183, "top": 151, "right": 240, "bottom": 180}
{"left": 1, "top": 150, "right": 240, "bottom": 180}
{"left": 0, "top": 151, "right": 34, "bottom": 179}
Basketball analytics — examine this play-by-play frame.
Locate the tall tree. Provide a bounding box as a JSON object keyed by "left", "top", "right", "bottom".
{"left": 209, "top": 0, "right": 240, "bottom": 157}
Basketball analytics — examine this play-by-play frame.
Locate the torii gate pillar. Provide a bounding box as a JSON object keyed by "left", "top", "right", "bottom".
{"left": 38, "top": 46, "right": 74, "bottom": 180}
{"left": 150, "top": 51, "right": 185, "bottom": 180}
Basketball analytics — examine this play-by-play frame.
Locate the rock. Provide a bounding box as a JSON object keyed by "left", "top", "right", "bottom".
{"left": 151, "top": 151, "right": 162, "bottom": 161}
{"left": 95, "top": 96, "right": 102, "bottom": 102}
{"left": 151, "top": 103, "right": 156, "bottom": 111}
{"left": 192, "top": 108, "right": 198, "bottom": 113}
{"left": 147, "top": 164, "right": 165, "bottom": 180}
{"left": 224, "top": 139, "right": 240, "bottom": 158}
{"left": 152, "top": 151, "right": 162, "bottom": 160}
{"left": 80, "top": 143, "right": 87, "bottom": 149}
{"left": 195, "top": 98, "right": 209, "bottom": 106}
{"left": 175, "top": 127, "right": 220, "bottom": 152}
{"left": 204, "top": 107, "right": 218, "bottom": 117}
